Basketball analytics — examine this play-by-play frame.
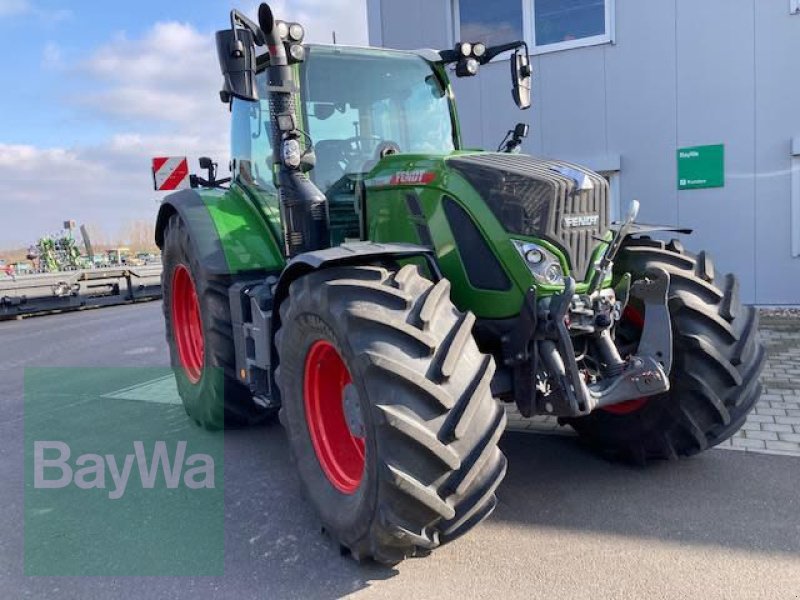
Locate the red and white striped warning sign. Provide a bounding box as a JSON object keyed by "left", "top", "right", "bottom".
{"left": 152, "top": 157, "right": 190, "bottom": 191}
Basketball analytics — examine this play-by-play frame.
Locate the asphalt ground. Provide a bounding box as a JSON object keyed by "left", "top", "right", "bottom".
{"left": 1, "top": 302, "right": 799, "bottom": 599}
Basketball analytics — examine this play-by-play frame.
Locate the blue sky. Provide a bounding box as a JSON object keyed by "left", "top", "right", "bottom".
{"left": 0, "top": 0, "right": 228, "bottom": 148}
{"left": 0, "top": 0, "right": 368, "bottom": 248}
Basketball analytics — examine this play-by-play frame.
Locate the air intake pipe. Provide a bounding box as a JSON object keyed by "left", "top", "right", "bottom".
{"left": 258, "top": 4, "right": 329, "bottom": 257}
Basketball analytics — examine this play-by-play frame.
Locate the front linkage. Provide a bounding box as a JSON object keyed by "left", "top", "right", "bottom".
{"left": 504, "top": 202, "right": 673, "bottom": 419}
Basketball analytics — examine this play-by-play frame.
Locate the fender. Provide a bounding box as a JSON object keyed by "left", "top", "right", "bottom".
{"left": 155, "top": 189, "right": 230, "bottom": 276}
{"left": 267, "top": 241, "right": 441, "bottom": 397}
{"left": 272, "top": 241, "right": 441, "bottom": 313}
{"left": 155, "top": 186, "right": 284, "bottom": 278}
{"left": 229, "top": 241, "right": 441, "bottom": 408}
{"left": 614, "top": 223, "right": 693, "bottom": 238}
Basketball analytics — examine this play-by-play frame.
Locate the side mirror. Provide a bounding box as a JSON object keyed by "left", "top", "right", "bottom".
{"left": 511, "top": 49, "right": 532, "bottom": 110}
{"left": 513, "top": 122, "right": 529, "bottom": 140}
{"left": 498, "top": 122, "right": 529, "bottom": 153}
{"left": 194, "top": 157, "right": 218, "bottom": 187}
{"left": 216, "top": 28, "right": 259, "bottom": 103}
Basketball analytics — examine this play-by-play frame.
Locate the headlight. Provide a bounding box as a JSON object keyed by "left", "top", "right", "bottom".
{"left": 276, "top": 21, "right": 289, "bottom": 40}
{"left": 288, "top": 23, "right": 305, "bottom": 42}
{"left": 289, "top": 44, "right": 306, "bottom": 62}
{"left": 545, "top": 263, "right": 563, "bottom": 284}
{"left": 456, "top": 57, "right": 480, "bottom": 77}
{"left": 512, "top": 240, "right": 565, "bottom": 286}
{"left": 282, "top": 138, "right": 302, "bottom": 168}
{"left": 525, "top": 248, "right": 544, "bottom": 265}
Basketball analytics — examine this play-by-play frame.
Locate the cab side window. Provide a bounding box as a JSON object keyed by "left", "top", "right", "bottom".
{"left": 231, "top": 73, "right": 276, "bottom": 193}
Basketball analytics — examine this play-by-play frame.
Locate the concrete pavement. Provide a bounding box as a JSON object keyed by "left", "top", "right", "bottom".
{"left": 1, "top": 302, "right": 799, "bottom": 599}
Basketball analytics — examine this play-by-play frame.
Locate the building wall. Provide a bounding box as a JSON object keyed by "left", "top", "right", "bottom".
{"left": 367, "top": 0, "right": 800, "bottom": 305}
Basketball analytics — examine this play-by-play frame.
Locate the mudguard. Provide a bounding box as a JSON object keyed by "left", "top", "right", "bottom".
{"left": 154, "top": 186, "right": 284, "bottom": 277}
{"left": 613, "top": 223, "right": 693, "bottom": 237}
{"left": 237, "top": 241, "right": 441, "bottom": 408}
{"left": 155, "top": 189, "right": 230, "bottom": 276}
{"left": 272, "top": 241, "right": 440, "bottom": 312}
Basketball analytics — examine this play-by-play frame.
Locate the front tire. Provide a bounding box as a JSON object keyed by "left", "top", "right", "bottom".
{"left": 566, "top": 238, "right": 766, "bottom": 462}
{"left": 275, "top": 264, "right": 507, "bottom": 564}
{"left": 162, "top": 213, "right": 274, "bottom": 429}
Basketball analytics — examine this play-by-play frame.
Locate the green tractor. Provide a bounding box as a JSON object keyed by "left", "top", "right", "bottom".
{"left": 155, "top": 4, "right": 764, "bottom": 564}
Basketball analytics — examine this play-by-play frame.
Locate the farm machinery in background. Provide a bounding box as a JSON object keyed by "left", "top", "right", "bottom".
{"left": 0, "top": 221, "right": 163, "bottom": 319}
{"left": 24, "top": 221, "right": 92, "bottom": 273}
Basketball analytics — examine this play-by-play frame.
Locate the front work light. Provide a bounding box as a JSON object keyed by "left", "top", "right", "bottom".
{"left": 276, "top": 20, "right": 289, "bottom": 40}
{"left": 288, "top": 23, "right": 304, "bottom": 42}
{"left": 456, "top": 57, "right": 479, "bottom": 77}
{"left": 289, "top": 44, "right": 306, "bottom": 62}
{"left": 513, "top": 240, "right": 565, "bottom": 286}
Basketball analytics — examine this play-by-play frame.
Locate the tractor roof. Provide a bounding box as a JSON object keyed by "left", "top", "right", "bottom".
{"left": 254, "top": 43, "right": 443, "bottom": 71}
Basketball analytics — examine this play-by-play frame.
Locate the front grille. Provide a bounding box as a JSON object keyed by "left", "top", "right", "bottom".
{"left": 447, "top": 154, "right": 609, "bottom": 281}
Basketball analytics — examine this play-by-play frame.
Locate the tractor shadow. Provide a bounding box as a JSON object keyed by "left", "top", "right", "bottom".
{"left": 223, "top": 421, "right": 397, "bottom": 598}
{"left": 493, "top": 431, "right": 800, "bottom": 556}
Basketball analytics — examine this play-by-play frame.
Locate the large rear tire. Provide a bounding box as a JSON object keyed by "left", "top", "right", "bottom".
{"left": 275, "top": 264, "right": 507, "bottom": 564}
{"left": 162, "top": 213, "right": 275, "bottom": 430}
{"left": 565, "top": 238, "right": 766, "bottom": 462}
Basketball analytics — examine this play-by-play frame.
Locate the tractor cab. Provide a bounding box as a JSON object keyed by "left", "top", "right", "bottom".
{"left": 230, "top": 45, "right": 461, "bottom": 243}
{"left": 219, "top": 10, "right": 532, "bottom": 252}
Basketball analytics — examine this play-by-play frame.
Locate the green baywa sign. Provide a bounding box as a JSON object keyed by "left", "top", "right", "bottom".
{"left": 677, "top": 144, "right": 725, "bottom": 190}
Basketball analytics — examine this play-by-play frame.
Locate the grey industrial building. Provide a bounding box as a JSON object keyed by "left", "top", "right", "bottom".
{"left": 367, "top": 0, "right": 800, "bottom": 305}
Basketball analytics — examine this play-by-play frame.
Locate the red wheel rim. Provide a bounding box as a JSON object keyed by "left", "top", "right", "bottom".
{"left": 171, "top": 264, "right": 204, "bottom": 384}
{"left": 304, "top": 340, "right": 365, "bottom": 494}
{"left": 602, "top": 305, "right": 648, "bottom": 415}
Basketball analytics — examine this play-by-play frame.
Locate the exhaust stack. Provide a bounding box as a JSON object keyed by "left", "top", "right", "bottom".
{"left": 258, "top": 3, "right": 329, "bottom": 258}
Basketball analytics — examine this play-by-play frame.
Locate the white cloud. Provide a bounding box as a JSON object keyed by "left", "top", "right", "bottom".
{"left": 0, "top": 143, "right": 150, "bottom": 246}
{"left": 261, "top": 0, "right": 369, "bottom": 45}
{"left": 0, "top": 18, "right": 231, "bottom": 246}
{"left": 0, "top": 0, "right": 71, "bottom": 22}
{"left": 0, "top": 0, "right": 29, "bottom": 17}
{"left": 0, "top": 1, "right": 369, "bottom": 248}
{"left": 0, "top": 130, "right": 233, "bottom": 247}
{"left": 81, "top": 22, "right": 225, "bottom": 130}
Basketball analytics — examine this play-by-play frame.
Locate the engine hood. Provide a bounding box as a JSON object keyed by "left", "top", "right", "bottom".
{"left": 446, "top": 153, "right": 610, "bottom": 281}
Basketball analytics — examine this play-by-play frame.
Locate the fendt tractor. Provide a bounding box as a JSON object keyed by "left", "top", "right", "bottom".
{"left": 154, "top": 4, "right": 765, "bottom": 564}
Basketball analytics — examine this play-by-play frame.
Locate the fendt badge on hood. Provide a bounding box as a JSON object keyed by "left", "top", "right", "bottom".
{"left": 563, "top": 215, "right": 600, "bottom": 228}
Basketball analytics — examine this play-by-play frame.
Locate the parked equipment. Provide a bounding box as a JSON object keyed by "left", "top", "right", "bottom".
{"left": 155, "top": 3, "right": 764, "bottom": 564}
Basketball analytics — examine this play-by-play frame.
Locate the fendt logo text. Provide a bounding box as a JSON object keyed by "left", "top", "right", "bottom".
{"left": 563, "top": 214, "right": 600, "bottom": 228}
{"left": 33, "top": 441, "right": 215, "bottom": 500}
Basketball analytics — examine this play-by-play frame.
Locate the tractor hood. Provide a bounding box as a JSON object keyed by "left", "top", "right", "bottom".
{"left": 445, "top": 153, "right": 610, "bottom": 281}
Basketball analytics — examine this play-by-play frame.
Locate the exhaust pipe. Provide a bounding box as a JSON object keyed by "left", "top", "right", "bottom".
{"left": 258, "top": 3, "right": 329, "bottom": 257}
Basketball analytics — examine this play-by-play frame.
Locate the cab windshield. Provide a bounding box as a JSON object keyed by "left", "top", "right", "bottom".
{"left": 300, "top": 46, "right": 457, "bottom": 194}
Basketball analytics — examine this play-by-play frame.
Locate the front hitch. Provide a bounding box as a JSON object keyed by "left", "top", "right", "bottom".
{"left": 537, "top": 268, "right": 673, "bottom": 417}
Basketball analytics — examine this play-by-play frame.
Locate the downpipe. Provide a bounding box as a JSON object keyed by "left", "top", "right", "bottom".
{"left": 259, "top": 5, "right": 329, "bottom": 258}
